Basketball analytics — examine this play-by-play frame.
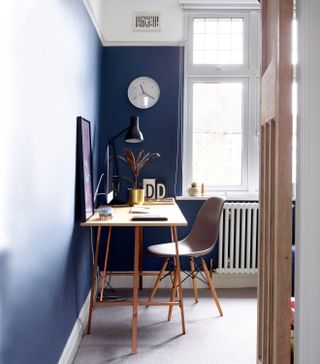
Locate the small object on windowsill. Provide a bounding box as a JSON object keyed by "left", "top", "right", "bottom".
{"left": 201, "top": 183, "right": 205, "bottom": 197}
{"left": 99, "top": 206, "right": 114, "bottom": 220}
{"left": 187, "top": 182, "right": 201, "bottom": 197}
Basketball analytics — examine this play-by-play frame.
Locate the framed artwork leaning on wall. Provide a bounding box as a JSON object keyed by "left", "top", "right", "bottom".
{"left": 77, "top": 116, "right": 94, "bottom": 222}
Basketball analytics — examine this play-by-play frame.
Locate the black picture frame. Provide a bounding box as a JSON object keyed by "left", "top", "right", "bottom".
{"left": 77, "top": 116, "right": 94, "bottom": 222}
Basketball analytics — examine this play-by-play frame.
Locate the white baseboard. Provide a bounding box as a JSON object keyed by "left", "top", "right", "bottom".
{"left": 104, "top": 271, "right": 257, "bottom": 289}
{"left": 58, "top": 291, "right": 91, "bottom": 364}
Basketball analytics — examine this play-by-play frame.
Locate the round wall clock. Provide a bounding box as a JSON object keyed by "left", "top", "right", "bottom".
{"left": 128, "top": 76, "right": 160, "bottom": 109}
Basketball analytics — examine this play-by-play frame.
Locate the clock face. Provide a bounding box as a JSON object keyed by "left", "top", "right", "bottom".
{"left": 128, "top": 76, "right": 160, "bottom": 109}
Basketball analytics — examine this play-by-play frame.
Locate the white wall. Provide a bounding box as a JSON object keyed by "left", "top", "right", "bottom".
{"left": 296, "top": 0, "right": 320, "bottom": 363}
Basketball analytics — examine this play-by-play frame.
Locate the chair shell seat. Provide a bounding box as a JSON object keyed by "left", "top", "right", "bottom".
{"left": 147, "top": 240, "right": 213, "bottom": 258}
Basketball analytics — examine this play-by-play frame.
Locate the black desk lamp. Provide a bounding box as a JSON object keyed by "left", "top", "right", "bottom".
{"left": 109, "top": 116, "right": 144, "bottom": 204}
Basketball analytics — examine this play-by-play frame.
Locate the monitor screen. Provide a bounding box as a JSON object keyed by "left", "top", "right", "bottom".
{"left": 103, "top": 144, "right": 114, "bottom": 204}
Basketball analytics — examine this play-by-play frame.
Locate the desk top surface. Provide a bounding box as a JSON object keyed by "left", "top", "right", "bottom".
{"left": 81, "top": 202, "right": 188, "bottom": 227}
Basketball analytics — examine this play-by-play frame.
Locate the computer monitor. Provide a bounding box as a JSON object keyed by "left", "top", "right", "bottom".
{"left": 103, "top": 144, "right": 114, "bottom": 204}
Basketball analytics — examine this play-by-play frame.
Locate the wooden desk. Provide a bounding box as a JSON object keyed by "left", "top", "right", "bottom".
{"left": 81, "top": 202, "right": 188, "bottom": 354}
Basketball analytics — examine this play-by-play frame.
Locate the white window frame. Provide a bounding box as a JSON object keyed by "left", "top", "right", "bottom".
{"left": 183, "top": 9, "right": 260, "bottom": 195}
{"left": 187, "top": 12, "right": 250, "bottom": 75}
{"left": 185, "top": 77, "right": 249, "bottom": 191}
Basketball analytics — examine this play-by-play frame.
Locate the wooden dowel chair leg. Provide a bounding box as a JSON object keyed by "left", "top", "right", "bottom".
{"left": 172, "top": 227, "right": 186, "bottom": 334}
{"left": 168, "top": 259, "right": 177, "bottom": 321}
{"left": 146, "top": 258, "right": 169, "bottom": 307}
{"left": 190, "top": 257, "right": 199, "bottom": 303}
{"left": 201, "top": 258, "right": 223, "bottom": 316}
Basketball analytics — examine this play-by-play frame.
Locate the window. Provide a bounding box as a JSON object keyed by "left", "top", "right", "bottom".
{"left": 192, "top": 81, "right": 244, "bottom": 186}
{"left": 184, "top": 10, "right": 260, "bottom": 194}
{"left": 193, "top": 18, "right": 244, "bottom": 64}
{"left": 292, "top": 18, "right": 297, "bottom": 186}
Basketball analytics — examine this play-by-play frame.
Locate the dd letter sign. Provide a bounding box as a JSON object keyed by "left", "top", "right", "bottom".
{"left": 143, "top": 179, "right": 167, "bottom": 199}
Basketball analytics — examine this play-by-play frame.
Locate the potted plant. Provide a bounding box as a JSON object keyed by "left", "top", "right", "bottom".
{"left": 187, "top": 181, "right": 201, "bottom": 197}
{"left": 119, "top": 148, "right": 160, "bottom": 206}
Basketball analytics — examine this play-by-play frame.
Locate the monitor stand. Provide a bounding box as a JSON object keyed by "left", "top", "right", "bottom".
{"left": 109, "top": 197, "right": 128, "bottom": 206}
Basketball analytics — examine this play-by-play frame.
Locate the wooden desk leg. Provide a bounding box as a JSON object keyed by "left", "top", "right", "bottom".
{"left": 139, "top": 227, "right": 143, "bottom": 290}
{"left": 87, "top": 226, "right": 102, "bottom": 335}
{"left": 173, "top": 226, "right": 186, "bottom": 335}
{"left": 99, "top": 226, "right": 112, "bottom": 302}
{"left": 132, "top": 226, "right": 141, "bottom": 354}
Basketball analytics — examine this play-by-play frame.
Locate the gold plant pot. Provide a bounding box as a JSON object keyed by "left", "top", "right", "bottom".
{"left": 128, "top": 188, "right": 145, "bottom": 206}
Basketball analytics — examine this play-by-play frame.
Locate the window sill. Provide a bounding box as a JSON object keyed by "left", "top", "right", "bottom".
{"left": 176, "top": 193, "right": 259, "bottom": 201}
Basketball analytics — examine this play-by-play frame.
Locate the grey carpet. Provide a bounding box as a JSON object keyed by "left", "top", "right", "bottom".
{"left": 73, "top": 288, "right": 257, "bottom": 364}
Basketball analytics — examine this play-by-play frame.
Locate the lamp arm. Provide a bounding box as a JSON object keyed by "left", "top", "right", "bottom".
{"left": 109, "top": 127, "right": 129, "bottom": 143}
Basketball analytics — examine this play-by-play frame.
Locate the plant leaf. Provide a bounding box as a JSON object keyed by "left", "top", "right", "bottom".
{"left": 122, "top": 175, "right": 135, "bottom": 187}
{"left": 119, "top": 148, "right": 160, "bottom": 187}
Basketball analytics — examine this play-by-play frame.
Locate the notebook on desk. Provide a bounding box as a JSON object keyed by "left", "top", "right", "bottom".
{"left": 130, "top": 214, "right": 168, "bottom": 221}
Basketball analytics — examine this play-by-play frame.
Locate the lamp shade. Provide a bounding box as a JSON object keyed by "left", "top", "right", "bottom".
{"left": 125, "top": 116, "right": 144, "bottom": 143}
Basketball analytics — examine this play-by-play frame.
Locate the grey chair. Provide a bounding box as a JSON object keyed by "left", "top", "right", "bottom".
{"left": 147, "top": 197, "right": 225, "bottom": 319}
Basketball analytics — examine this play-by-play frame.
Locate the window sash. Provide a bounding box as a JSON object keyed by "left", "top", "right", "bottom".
{"left": 184, "top": 77, "right": 249, "bottom": 192}
{"left": 187, "top": 11, "right": 250, "bottom": 76}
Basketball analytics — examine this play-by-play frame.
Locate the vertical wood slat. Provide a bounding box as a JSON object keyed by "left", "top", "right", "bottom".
{"left": 258, "top": 0, "right": 293, "bottom": 362}
{"left": 263, "top": 123, "right": 271, "bottom": 364}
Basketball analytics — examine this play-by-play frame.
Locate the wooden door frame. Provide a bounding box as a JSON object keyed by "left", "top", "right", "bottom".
{"left": 258, "top": 0, "right": 293, "bottom": 362}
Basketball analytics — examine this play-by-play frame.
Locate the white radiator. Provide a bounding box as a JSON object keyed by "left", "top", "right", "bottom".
{"left": 217, "top": 202, "right": 259, "bottom": 275}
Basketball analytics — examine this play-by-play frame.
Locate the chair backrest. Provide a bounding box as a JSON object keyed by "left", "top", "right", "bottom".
{"left": 183, "top": 197, "right": 225, "bottom": 253}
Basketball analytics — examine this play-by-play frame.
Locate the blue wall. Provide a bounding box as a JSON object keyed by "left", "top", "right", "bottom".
{"left": 98, "top": 47, "right": 216, "bottom": 271}
{"left": 1, "top": 2, "right": 101, "bottom": 364}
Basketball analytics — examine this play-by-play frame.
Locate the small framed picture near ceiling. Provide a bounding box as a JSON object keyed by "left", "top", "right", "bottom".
{"left": 77, "top": 116, "right": 94, "bottom": 222}
{"left": 133, "top": 13, "right": 161, "bottom": 32}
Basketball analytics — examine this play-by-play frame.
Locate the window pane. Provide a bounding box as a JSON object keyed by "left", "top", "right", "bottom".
{"left": 194, "top": 34, "right": 205, "bottom": 49}
{"left": 193, "top": 17, "right": 244, "bottom": 65}
{"left": 292, "top": 19, "right": 297, "bottom": 65}
{"left": 193, "top": 50, "right": 204, "bottom": 64}
{"left": 205, "top": 19, "right": 218, "bottom": 33}
{"left": 232, "top": 18, "right": 243, "bottom": 33}
{"left": 292, "top": 81, "right": 297, "bottom": 184}
{"left": 194, "top": 18, "right": 205, "bottom": 33}
{"left": 192, "top": 82, "right": 243, "bottom": 186}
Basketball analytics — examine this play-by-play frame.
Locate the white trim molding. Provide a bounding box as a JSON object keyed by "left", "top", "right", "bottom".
{"left": 58, "top": 291, "right": 91, "bottom": 364}
{"left": 179, "top": 0, "right": 260, "bottom": 10}
{"left": 82, "top": 0, "right": 107, "bottom": 46}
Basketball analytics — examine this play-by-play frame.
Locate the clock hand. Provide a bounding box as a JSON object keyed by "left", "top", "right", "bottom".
{"left": 140, "top": 84, "right": 155, "bottom": 99}
{"left": 140, "top": 84, "right": 145, "bottom": 94}
{"left": 143, "top": 92, "right": 155, "bottom": 100}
